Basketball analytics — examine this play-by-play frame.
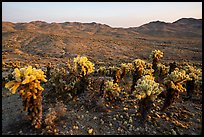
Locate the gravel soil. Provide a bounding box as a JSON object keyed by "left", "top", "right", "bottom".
{"left": 2, "top": 78, "right": 202, "bottom": 135}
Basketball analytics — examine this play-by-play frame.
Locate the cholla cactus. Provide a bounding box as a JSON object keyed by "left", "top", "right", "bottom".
{"left": 73, "top": 55, "right": 95, "bottom": 77}
{"left": 183, "top": 64, "right": 201, "bottom": 80}
{"left": 132, "top": 59, "right": 146, "bottom": 72}
{"left": 157, "top": 63, "right": 169, "bottom": 76}
{"left": 120, "top": 63, "right": 133, "bottom": 76}
{"left": 162, "top": 68, "right": 191, "bottom": 111}
{"left": 164, "top": 68, "right": 190, "bottom": 91}
{"left": 195, "top": 72, "right": 202, "bottom": 90}
{"left": 131, "top": 59, "right": 147, "bottom": 92}
{"left": 97, "top": 66, "right": 106, "bottom": 76}
{"left": 46, "top": 67, "right": 79, "bottom": 99}
{"left": 153, "top": 63, "right": 169, "bottom": 83}
{"left": 149, "top": 50, "right": 164, "bottom": 78}
{"left": 133, "top": 75, "right": 163, "bottom": 101}
{"left": 182, "top": 64, "right": 202, "bottom": 99}
{"left": 106, "top": 66, "right": 117, "bottom": 76}
{"left": 5, "top": 66, "right": 47, "bottom": 128}
{"left": 149, "top": 49, "right": 164, "bottom": 62}
{"left": 104, "top": 80, "right": 121, "bottom": 101}
{"left": 143, "top": 63, "right": 154, "bottom": 76}
{"left": 133, "top": 75, "right": 163, "bottom": 124}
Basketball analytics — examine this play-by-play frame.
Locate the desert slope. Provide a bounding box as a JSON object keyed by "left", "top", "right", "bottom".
{"left": 2, "top": 18, "right": 202, "bottom": 66}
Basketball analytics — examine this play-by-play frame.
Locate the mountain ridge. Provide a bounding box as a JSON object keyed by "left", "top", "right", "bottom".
{"left": 2, "top": 17, "right": 202, "bottom": 29}
{"left": 3, "top": 18, "right": 202, "bottom": 38}
{"left": 2, "top": 17, "right": 202, "bottom": 66}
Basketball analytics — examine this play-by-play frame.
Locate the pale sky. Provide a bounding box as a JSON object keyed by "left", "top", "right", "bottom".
{"left": 2, "top": 2, "right": 202, "bottom": 28}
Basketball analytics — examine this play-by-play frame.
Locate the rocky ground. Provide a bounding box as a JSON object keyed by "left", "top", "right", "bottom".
{"left": 2, "top": 77, "right": 202, "bottom": 135}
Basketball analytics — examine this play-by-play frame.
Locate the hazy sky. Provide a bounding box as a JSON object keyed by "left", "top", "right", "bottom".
{"left": 2, "top": 2, "right": 202, "bottom": 28}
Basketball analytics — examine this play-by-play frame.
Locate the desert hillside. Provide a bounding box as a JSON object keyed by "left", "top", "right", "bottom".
{"left": 2, "top": 18, "right": 202, "bottom": 67}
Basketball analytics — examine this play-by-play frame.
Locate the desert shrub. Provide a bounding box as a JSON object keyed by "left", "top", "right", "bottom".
{"left": 96, "top": 66, "right": 107, "bottom": 76}
{"left": 44, "top": 101, "right": 67, "bottom": 135}
{"left": 45, "top": 55, "right": 95, "bottom": 103}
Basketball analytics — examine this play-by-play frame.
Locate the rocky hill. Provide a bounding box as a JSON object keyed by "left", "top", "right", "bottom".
{"left": 2, "top": 18, "right": 202, "bottom": 66}
{"left": 128, "top": 18, "right": 202, "bottom": 38}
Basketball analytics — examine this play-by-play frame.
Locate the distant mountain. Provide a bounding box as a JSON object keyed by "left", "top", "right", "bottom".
{"left": 129, "top": 18, "right": 202, "bottom": 38}
{"left": 3, "top": 18, "right": 202, "bottom": 38}
{"left": 173, "top": 18, "right": 202, "bottom": 26}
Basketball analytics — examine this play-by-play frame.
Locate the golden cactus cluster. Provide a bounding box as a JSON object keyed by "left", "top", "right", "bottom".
{"left": 132, "top": 59, "right": 146, "bottom": 70}
{"left": 183, "top": 64, "right": 202, "bottom": 80}
{"left": 133, "top": 75, "right": 163, "bottom": 101}
{"left": 195, "top": 72, "right": 202, "bottom": 89}
{"left": 73, "top": 55, "right": 95, "bottom": 76}
{"left": 132, "top": 59, "right": 154, "bottom": 76}
{"left": 149, "top": 49, "right": 164, "bottom": 61}
{"left": 164, "top": 68, "right": 190, "bottom": 92}
{"left": 157, "top": 63, "right": 170, "bottom": 76}
{"left": 104, "top": 80, "right": 121, "bottom": 99}
{"left": 5, "top": 66, "right": 47, "bottom": 94}
{"left": 164, "top": 68, "right": 190, "bottom": 84}
{"left": 120, "top": 63, "right": 133, "bottom": 75}
{"left": 143, "top": 63, "right": 154, "bottom": 76}
{"left": 5, "top": 66, "right": 47, "bottom": 128}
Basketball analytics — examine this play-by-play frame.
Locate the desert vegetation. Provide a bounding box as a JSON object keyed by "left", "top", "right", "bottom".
{"left": 3, "top": 49, "right": 202, "bottom": 135}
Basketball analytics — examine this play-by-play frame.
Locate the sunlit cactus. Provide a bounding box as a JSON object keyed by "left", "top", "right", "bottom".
{"left": 157, "top": 63, "right": 169, "bottom": 76}
{"left": 149, "top": 49, "right": 164, "bottom": 63}
{"left": 182, "top": 64, "right": 202, "bottom": 99}
{"left": 133, "top": 75, "right": 163, "bottom": 101}
{"left": 73, "top": 55, "right": 95, "bottom": 77}
{"left": 164, "top": 68, "right": 190, "bottom": 91}
{"left": 103, "top": 80, "right": 121, "bottom": 101}
{"left": 143, "top": 62, "right": 154, "bottom": 76}
{"left": 73, "top": 55, "right": 95, "bottom": 94}
{"left": 131, "top": 59, "right": 146, "bottom": 92}
{"left": 46, "top": 55, "right": 95, "bottom": 99}
{"left": 133, "top": 75, "right": 163, "bottom": 124}
{"left": 120, "top": 63, "right": 133, "bottom": 78}
{"left": 149, "top": 50, "right": 164, "bottom": 77}
{"left": 161, "top": 68, "right": 191, "bottom": 111}
{"left": 5, "top": 66, "right": 47, "bottom": 128}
